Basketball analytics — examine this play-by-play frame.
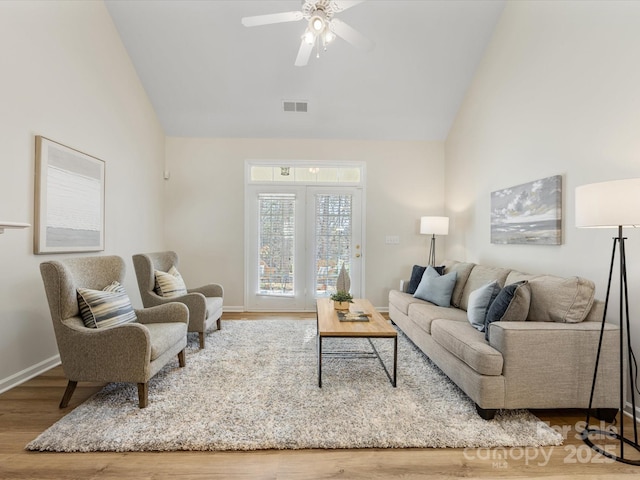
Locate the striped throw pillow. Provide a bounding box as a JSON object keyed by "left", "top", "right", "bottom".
{"left": 77, "top": 281, "right": 137, "bottom": 329}
{"left": 154, "top": 266, "right": 188, "bottom": 298}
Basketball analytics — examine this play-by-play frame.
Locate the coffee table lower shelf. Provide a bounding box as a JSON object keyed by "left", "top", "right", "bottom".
{"left": 317, "top": 334, "right": 397, "bottom": 388}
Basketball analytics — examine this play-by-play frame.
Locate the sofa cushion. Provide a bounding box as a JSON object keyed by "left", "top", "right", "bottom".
{"left": 467, "top": 280, "right": 501, "bottom": 331}
{"left": 505, "top": 271, "right": 595, "bottom": 323}
{"left": 431, "top": 319, "right": 504, "bottom": 376}
{"left": 584, "top": 299, "right": 605, "bottom": 323}
{"left": 408, "top": 302, "right": 469, "bottom": 335}
{"left": 389, "top": 290, "right": 425, "bottom": 316}
{"left": 442, "top": 260, "right": 475, "bottom": 308}
{"left": 414, "top": 266, "right": 457, "bottom": 307}
{"left": 460, "top": 265, "right": 511, "bottom": 311}
{"left": 407, "top": 265, "right": 445, "bottom": 294}
{"left": 485, "top": 281, "right": 531, "bottom": 341}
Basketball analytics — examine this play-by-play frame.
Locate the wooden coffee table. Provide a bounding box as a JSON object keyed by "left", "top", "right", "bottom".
{"left": 316, "top": 298, "right": 397, "bottom": 388}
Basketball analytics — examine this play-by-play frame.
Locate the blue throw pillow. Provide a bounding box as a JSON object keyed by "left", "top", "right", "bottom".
{"left": 413, "top": 266, "right": 457, "bottom": 307}
{"left": 407, "top": 265, "right": 445, "bottom": 294}
{"left": 466, "top": 280, "right": 502, "bottom": 331}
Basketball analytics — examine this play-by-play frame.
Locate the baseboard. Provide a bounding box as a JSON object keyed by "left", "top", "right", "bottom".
{"left": 623, "top": 401, "right": 640, "bottom": 423}
{"left": 0, "top": 354, "right": 61, "bottom": 395}
{"left": 223, "top": 306, "right": 244, "bottom": 313}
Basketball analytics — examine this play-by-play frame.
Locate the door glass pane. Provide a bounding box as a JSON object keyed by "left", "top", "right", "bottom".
{"left": 258, "top": 194, "right": 295, "bottom": 296}
{"left": 314, "top": 194, "right": 352, "bottom": 297}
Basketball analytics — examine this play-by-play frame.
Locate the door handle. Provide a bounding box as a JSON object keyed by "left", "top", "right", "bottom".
{"left": 355, "top": 253, "right": 361, "bottom": 258}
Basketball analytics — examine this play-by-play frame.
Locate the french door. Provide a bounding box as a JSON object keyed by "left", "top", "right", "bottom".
{"left": 245, "top": 185, "right": 363, "bottom": 311}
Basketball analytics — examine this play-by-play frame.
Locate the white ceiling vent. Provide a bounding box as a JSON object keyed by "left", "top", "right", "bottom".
{"left": 283, "top": 100, "right": 308, "bottom": 113}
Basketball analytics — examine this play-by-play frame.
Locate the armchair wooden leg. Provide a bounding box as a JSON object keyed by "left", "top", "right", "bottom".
{"left": 178, "top": 349, "right": 186, "bottom": 367}
{"left": 59, "top": 380, "right": 77, "bottom": 408}
{"left": 217, "top": 317, "right": 221, "bottom": 330}
{"left": 138, "top": 383, "right": 148, "bottom": 408}
{"left": 199, "top": 332, "right": 205, "bottom": 349}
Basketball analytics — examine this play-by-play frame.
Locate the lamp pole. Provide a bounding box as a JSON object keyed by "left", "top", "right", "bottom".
{"left": 576, "top": 178, "right": 640, "bottom": 465}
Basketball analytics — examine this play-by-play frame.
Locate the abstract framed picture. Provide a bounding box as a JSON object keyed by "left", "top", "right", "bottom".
{"left": 34, "top": 136, "right": 105, "bottom": 254}
{"left": 491, "top": 175, "right": 562, "bottom": 245}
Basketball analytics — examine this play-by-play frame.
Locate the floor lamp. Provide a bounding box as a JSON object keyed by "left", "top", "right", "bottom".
{"left": 420, "top": 216, "right": 449, "bottom": 266}
{"left": 576, "top": 177, "right": 640, "bottom": 465}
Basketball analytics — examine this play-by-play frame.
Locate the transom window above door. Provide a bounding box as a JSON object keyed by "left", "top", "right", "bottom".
{"left": 247, "top": 161, "right": 364, "bottom": 186}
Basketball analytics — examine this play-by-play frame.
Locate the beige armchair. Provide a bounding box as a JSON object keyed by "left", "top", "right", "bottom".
{"left": 39, "top": 256, "right": 188, "bottom": 409}
{"left": 133, "top": 251, "right": 223, "bottom": 349}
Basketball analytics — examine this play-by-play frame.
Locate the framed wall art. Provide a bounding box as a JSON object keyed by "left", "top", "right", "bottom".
{"left": 490, "top": 174, "right": 562, "bottom": 245}
{"left": 34, "top": 136, "right": 105, "bottom": 254}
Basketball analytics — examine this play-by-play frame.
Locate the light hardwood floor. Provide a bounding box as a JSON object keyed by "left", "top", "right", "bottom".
{"left": 1, "top": 313, "right": 639, "bottom": 479}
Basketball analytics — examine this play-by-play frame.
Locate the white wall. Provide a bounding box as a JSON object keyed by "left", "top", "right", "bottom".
{"left": 0, "top": 1, "right": 166, "bottom": 391}
{"left": 165, "top": 138, "right": 445, "bottom": 310}
{"left": 445, "top": 0, "right": 640, "bottom": 330}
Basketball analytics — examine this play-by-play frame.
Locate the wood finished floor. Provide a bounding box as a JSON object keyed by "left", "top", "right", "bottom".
{"left": 2, "top": 313, "right": 639, "bottom": 479}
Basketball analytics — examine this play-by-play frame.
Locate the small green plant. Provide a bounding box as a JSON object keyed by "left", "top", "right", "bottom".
{"left": 330, "top": 290, "right": 353, "bottom": 303}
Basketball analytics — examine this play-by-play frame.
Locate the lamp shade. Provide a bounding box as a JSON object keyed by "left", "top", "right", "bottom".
{"left": 420, "top": 216, "right": 449, "bottom": 235}
{"left": 575, "top": 178, "right": 640, "bottom": 228}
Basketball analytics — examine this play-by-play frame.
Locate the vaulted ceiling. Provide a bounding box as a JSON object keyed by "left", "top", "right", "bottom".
{"left": 105, "top": 0, "right": 505, "bottom": 141}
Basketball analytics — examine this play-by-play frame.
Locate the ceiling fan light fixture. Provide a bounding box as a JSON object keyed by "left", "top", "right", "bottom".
{"left": 242, "top": 0, "right": 373, "bottom": 66}
{"left": 323, "top": 30, "right": 335, "bottom": 44}
{"left": 303, "top": 29, "right": 315, "bottom": 45}
{"left": 309, "top": 10, "right": 327, "bottom": 34}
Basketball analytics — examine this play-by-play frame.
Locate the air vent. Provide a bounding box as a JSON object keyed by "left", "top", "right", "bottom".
{"left": 283, "top": 100, "right": 308, "bottom": 113}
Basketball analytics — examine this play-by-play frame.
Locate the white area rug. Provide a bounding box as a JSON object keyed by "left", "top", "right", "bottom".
{"left": 27, "top": 319, "right": 562, "bottom": 452}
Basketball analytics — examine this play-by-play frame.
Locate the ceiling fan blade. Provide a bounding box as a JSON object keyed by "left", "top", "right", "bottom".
{"left": 241, "top": 11, "right": 303, "bottom": 27}
{"left": 294, "top": 38, "right": 314, "bottom": 67}
{"left": 329, "top": 18, "right": 374, "bottom": 52}
{"left": 332, "top": 0, "right": 367, "bottom": 12}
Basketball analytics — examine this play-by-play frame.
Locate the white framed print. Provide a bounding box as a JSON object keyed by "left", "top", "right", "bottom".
{"left": 34, "top": 136, "right": 105, "bottom": 254}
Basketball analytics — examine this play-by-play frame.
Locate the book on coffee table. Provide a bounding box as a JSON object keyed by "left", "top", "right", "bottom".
{"left": 337, "top": 311, "right": 371, "bottom": 322}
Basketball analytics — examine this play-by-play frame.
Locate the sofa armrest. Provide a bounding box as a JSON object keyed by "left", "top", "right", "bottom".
{"left": 490, "top": 318, "right": 617, "bottom": 334}
{"left": 488, "top": 321, "right": 620, "bottom": 409}
{"left": 399, "top": 279, "right": 410, "bottom": 293}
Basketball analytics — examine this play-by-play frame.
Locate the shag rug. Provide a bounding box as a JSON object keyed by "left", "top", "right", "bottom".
{"left": 27, "top": 319, "right": 562, "bottom": 452}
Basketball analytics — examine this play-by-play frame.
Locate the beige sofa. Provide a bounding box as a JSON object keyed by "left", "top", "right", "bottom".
{"left": 388, "top": 260, "right": 620, "bottom": 420}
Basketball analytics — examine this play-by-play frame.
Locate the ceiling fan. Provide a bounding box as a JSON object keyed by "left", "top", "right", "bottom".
{"left": 241, "top": 0, "right": 374, "bottom": 66}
